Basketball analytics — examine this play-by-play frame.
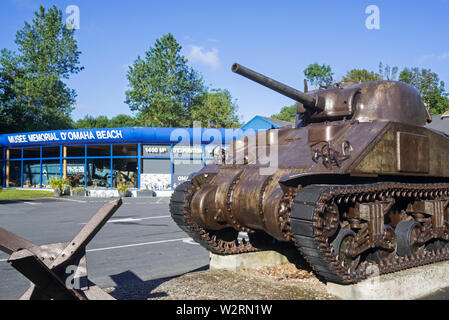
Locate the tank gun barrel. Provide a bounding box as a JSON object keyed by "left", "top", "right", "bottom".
{"left": 232, "top": 63, "right": 320, "bottom": 110}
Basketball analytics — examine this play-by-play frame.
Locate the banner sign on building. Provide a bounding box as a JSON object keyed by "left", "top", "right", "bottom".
{"left": 5, "top": 129, "right": 125, "bottom": 145}
{"left": 142, "top": 145, "right": 170, "bottom": 157}
{"left": 172, "top": 145, "right": 202, "bottom": 157}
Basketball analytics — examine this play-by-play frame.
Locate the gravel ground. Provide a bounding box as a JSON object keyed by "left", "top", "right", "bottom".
{"left": 104, "top": 263, "right": 338, "bottom": 300}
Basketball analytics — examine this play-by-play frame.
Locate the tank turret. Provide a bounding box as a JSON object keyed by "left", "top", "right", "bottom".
{"left": 232, "top": 63, "right": 431, "bottom": 126}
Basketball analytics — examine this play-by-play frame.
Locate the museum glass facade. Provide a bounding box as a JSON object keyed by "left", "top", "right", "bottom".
{"left": 0, "top": 127, "right": 236, "bottom": 190}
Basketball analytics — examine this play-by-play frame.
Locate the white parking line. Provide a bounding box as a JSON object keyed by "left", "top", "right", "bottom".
{"left": 79, "top": 215, "right": 170, "bottom": 225}
{"left": 0, "top": 236, "right": 198, "bottom": 262}
{"left": 23, "top": 201, "right": 40, "bottom": 205}
{"left": 54, "top": 198, "right": 87, "bottom": 203}
{"left": 87, "top": 237, "right": 191, "bottom": 252}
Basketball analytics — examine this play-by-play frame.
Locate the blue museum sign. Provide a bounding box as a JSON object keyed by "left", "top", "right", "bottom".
{"left": 0, "top": 127, "right": 245, "bottom": 147}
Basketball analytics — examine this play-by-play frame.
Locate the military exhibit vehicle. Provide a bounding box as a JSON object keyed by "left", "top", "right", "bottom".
{"left": 170, "top": 62, "right": 449, "bottom": 284}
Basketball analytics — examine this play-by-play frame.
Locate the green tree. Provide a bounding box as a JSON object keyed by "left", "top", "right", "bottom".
{"left": 343, "top": 69, "right": 382, "bottom": 83}
{"left": 190, "top": 88, "right": 240, "bottom": 128}
{"left": 109, "top": 114, "right": 138, "bottom": 127}
{"left": 0, "top": 5, "right": 82, "bottom": 133}
{"left": 271, "top": 104, "right": 296, "bottom": 123}
{"left": 378, "top": 62, "right": 398, "bottom": 81}
{"left": 125, "top": 33, "right": 203, "bottom": 127}
{"left": 75, "top": 114, "right": 137, "bottom": 129}
{"left": 399, "top": 67, "right": 449, "bottom": 115}
{"left": 303, "top": 63, "right": 333, "bottom": 88}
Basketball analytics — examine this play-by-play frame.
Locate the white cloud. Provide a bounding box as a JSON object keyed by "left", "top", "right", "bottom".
{"left": 438, "top": 52, "right": 449, "bottom": 60}
{"left": 187, "top": 45, "right": 220, "bottom": 69}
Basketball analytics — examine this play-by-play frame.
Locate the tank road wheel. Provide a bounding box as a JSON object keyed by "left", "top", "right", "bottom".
{"left": 367, "top": 225, "right": 397, "bottom": 262}
{"left": 322, "top": 204, "right": 340, "bottom": 239}
{"left": 425, "top": 239, "right": 443, "bottom": 252}
{"left": 395, "top": 220, "right": 423, "bottom": 256}
{"left": 331, "top": 228, "right": 361, "bottom": 272}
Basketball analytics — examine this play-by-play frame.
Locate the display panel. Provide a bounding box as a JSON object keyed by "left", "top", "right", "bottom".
{"left": 142, "top": 144, "right": 170, "bottom": 157}
{"left": 66, "top": 159, "right": 85, "bottom": 188}
{"left": 172, "top": 145, "right": 202, "bottom": 158}
{"left": 141, "top": 158, "right": 171, "bottom": 190}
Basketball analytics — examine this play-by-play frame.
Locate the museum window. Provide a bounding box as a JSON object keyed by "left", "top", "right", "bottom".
{"left": 173, "top": 159, "right": 203, "bottom": 189}
{"left": 87, "top": 145, "right": 110, "bottom": 157}
{"left": 66, "top": 145, "right": 85, "bottom": 157}
{"left": 23, "top": 147, "right": 41, "bottom": 159}
{"left": 0, "top": 162, "right": 3, "bottom": 187}
{"left": 8, "top": 148, "right": 21, "bottom": 159}
{"left": 66, "top": 159, "right": 86, "bottom": 188}
{"left": 42, "top": 160, "right": 61, "bottom": 187}
{"left": 42, "top": 146, "right": 60, "bottom": 158}
{"left": 113, "top": 144, "right": 137, "bottom": 156}
{"left": 173, "top": 159, "right": 203, "bottom": 175}
{"left": 7, "top": 161, "right": 21, "bottom": 187}
{"left": 140, "top": 158, "right": 171, "bottom": 190}
{"left": 87, "top": 159, "right": 111, "bottom": 188}
{"left": 113, "top": 158, "right": 137, "bottom": 188}
{"left": 23, "top": 161, "right": 40, "bottom": 188}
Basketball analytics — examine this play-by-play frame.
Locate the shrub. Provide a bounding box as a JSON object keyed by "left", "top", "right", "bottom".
{"left": 48, "top": 177, "right": 69, "bottom": 191}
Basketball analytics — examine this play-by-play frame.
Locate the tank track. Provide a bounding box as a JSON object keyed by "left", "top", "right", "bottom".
{"left": 289, "top": 182, "right": 449, "bottom": 284}
{"left": 170, "top": 181, "right": 277, "bottom": 255}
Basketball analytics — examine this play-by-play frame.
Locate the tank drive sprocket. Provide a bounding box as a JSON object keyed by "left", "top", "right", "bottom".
{"left": 170, "top": 181, "right": 285, "bottom": 255}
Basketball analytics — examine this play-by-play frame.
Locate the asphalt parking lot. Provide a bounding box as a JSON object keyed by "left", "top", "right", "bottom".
{"left": 0, "top": 196, "right": 209, "bottom": 300}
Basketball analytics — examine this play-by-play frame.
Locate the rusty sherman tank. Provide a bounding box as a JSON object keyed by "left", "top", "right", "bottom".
{"left": 169, "top": 62, "right": 449, "bottom": 284}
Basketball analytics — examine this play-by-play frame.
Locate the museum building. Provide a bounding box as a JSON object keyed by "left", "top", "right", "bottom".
{"left": 0, "top": 127, "right": 238, "bottom": 192}
{"left": 0, "top": 116, "right": 296, "bottom": 193}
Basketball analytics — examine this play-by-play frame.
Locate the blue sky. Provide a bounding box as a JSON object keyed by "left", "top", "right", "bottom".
{"left": 1, "top": 0, "right": 448, "bottom": 123}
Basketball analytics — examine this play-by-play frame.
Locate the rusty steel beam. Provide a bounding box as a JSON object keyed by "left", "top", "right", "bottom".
{"left": 0, "top": 227, "right": 35, "bottom": 255}
{"left": 0, "top": 198, "right": 122, "bottom": 300}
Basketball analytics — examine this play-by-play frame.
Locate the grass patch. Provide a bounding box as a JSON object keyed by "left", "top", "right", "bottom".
{"left": 0, "top": 189, "right": 54, "bottom": 200}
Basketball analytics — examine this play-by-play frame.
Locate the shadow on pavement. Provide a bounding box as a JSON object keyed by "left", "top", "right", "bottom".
{"left": 107, "top": 265, "right": 209, "bottom": 300}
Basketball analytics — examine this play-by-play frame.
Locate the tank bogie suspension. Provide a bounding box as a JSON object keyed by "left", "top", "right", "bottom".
{"left": 289, "top": 183, "right": 449, "bottom": 284}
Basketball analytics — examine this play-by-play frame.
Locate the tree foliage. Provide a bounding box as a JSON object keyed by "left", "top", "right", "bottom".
{"left": 270, "top": 104, "right": 296, "bottom": 123}
{"left": 378, "top": 62, "right": 398, "bottom": 81}
{"left": 303, "top": 63, "right": 333, "bottom": 88}
{"left": 125, "top": 33, "right": 204, "bottom": 127}
{"left": 190, "top": 88, "right": 240, "bottom": 128}
{"left": 399, "top": 67, "right": 449, "bottom": 115}
{"left": 343, "top": 69, "right": 382, "bottom": 83}
{"left": 126, "top": 33, "right": 240, "bottom": 128}
{"left": 0, "top": 5, "right": 82, "bottom": 133}
{"left": 75, "top": 114, "right": 138, "bottom": 129}
{"left": 343, "top": 62, "right": 397, "bottom": 83}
